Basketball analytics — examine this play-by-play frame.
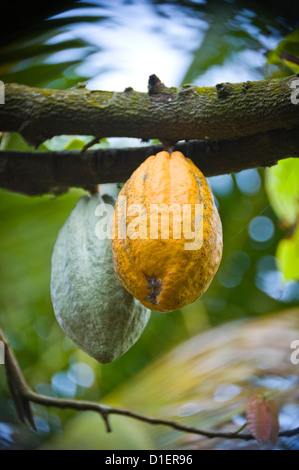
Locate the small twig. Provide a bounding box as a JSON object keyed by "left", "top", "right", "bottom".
{"left": 23, "top": 390, "right": 255, "bottom": 440}
{"left": 231, "top": 422, "right": 247, "bottom": 436}
{"left": 101, "top": 411, "right": 112, "bottom": 433}
{"left": 81, "top": 136, "right": 100, "bottom": 153}
{"left": 1, "top": 326, "right": 299, "bottom": 442}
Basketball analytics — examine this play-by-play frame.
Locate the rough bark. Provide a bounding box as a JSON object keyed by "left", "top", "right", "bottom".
{"left": 0, "top": 75, "right": 298, "bottom": 147}
{"left": 0, "top": 74, "right": 298, "bottom": 196}
{"left": 0, "top": 127, "right": 298, "bottom": 196}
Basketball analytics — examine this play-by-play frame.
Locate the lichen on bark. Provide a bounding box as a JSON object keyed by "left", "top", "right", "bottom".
{"left": 0, "top": 74, "right": 298, "bottom": 146}
{"left": 0, "top": 74, "right": 298, "bottom": 196}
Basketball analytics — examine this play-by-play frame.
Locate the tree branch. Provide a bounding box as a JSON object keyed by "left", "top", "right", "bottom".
{"left": 0, "top": 328, "right": 36, "bottom": 431}
{"left": 1, "top": 126, "right": 298, "bottom": 196}
{"left": 0, "top": 75, "right": 298, "bottom": 147}
{"left": 0, "top": 327, "right": 298, "bottom": 443}
{"left": 0, "top": 74, "right": 298, "bottom": 196}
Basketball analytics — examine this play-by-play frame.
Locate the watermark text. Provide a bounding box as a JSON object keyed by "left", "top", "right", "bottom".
{"left": 290, "top": 339, "right": 299, "bottom": 365}
{"left": 95, "top": 199, "right": 204, "bottom": 250}
{"left": 0, "top": 81, "right": 4, "bottom": 104}
{"left": 0, "top": 340, "right": 4, "bottom": 364}
{"left": 290, "top": 78, "right": 299, "bottom": 105}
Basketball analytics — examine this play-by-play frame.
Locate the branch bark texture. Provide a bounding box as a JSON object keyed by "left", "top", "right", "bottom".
{"left": 0, "top": 127, "right": 298, "bottom": 195}
{"left": 0, "top": 74, "right": 298, "bottom": 195}
{"left": 0, "top": 75, "right": 298, "bottom": 146}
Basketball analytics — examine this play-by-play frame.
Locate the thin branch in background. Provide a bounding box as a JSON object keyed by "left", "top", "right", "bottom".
{"left": 1, "top": 327, "right": 298, "bottom": 443}
{"left": 0, "top": 328, "right": 36, "bottom": 431}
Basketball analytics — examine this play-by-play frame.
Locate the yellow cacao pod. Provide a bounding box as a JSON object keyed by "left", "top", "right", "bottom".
{"left": 111, "top": 151, "right": 223, "bottom": 312}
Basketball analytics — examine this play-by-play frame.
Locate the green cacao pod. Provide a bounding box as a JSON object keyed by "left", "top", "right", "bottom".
{"left": 50, "top": 185, "right": 151, "bottom": 363}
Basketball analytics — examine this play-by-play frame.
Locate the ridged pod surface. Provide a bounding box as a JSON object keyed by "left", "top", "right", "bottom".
{"left": 111, "top": 151, "right": 223, "bottom": 312}
{"left": 51, "top": 186, "right": 151, "bottom": 363}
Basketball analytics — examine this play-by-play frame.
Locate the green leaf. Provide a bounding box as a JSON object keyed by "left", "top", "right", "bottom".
{"left": 43, "top": 136, "right": 110, "bottom": 151}
{"left": 276, "top": 224, "right": 299, "bottom": 281}
{"left": 265, "top": 158, "right": 299, "bottom": 281}
{"left": 0, "top": 132, "right": 48, "bottom": 151}
{"left": 265, "top": 158, "right": 299, "bottom": 228}
{"left": 43, "top": 135, "right": 89, "bottom": 151}
{"left": 63, "top": 138, "right": 88, "bottom": 150}
{"left": 267, "top": 28, "right": 299, "bottom": 73}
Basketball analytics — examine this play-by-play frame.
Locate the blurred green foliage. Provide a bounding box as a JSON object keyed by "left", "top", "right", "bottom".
{"left": 265, "top": 159, "right": 299, "bottom": 281}
{"left": 266, "top": 29, "right": 299, "bottom": 73}
{"left": 264, "top": 28, "right": 299, "bottom": 281}
{"left": 276, "top": 226, "right": 299, "bottom": 281}
{"left": 0, "top": 0, "right": 298, "bottom": 450}
{"left": 265, "top": 159, "right": 299, "bottom": 228}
